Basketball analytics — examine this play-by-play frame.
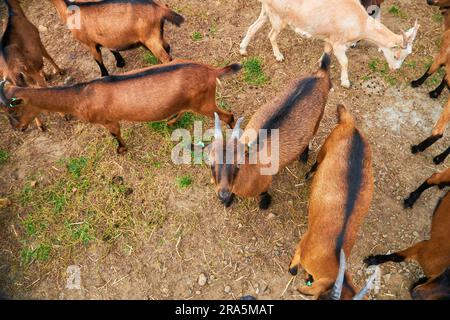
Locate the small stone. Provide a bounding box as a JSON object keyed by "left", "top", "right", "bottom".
{"left": 195, "top": 291, "right": 201, "bottom": 295}
{"left": 198, "top": 273, "right": 208, "bottom": 286}
{"left": 38, "top": 25, "right": 48, "bottom": 32}
{"left": 224, "top": 285, "right": 231, "bottom": 293}
{"left": 267, "top": 213, "right": 276, "bottom": 220}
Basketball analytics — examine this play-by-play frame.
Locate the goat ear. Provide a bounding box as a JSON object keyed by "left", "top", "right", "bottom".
{"left": 401, "top": 30, "right": 408, "bottom": 49}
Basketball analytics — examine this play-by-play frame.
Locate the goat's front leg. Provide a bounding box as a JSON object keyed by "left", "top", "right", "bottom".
{"left": 434, "top": 145, "right": 450, "bottom": 165}
{"left": 429, "top": 75, "right": 448, "bottom": 99}
{"left": 259, "top": 192, "right": 272, "bottom": 210}
{"left": 104, "top": 122, "right": 128, "bottom": 154}
{"left": 143, "top": 38, "right": 172, "bottom": 64}
{"left": 240, "top": 6, "right": 268, "bottom": 56}
{"left": 333, "top": 44, "right": 350, "bottom": 88}
{"left": 88, "top": 44, "right": 109, "bottom": 77}
{"left": 268, "top": 16, "right": 284, "bottom": 62}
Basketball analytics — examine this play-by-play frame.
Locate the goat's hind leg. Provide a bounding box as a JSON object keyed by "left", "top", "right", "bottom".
{"left": 333, "top": 44, "right": 350, "bottom": 88}
{"left": 240, "top": 6, "right": 268, "bottom": 56}
{"left": 268, "top": 15, "right": 284, "bottom": 62}
{"left": 88, "top": 44, "right": 109, "bottom": 77}
{"left": 412, "top": 57, "right": 443, "bottom": 88}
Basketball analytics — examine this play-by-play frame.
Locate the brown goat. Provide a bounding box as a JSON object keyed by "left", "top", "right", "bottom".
{"left": 365, "top": 168, "right": 450, "bottom": 300}
{"left": 411, "top": 0, "right": 450, "bottom": 98}
{"left": 411, "top": 97, "right": 450, "bottom": 164}
{"left": 207, "top": 54, "right": 331, "bottom": 210}
{"left": 0, "top": 60, "right": 240, "bottom": 153}
{"left": 0, "top": 0, "right": 63, "bottom": 130}
{"left": 50, "top": 0, "right": 184, "bottom": 77}
{"left": 288, "top": 105, "right": 374, "bottom": 300}
{"left": 411, "top": 30, "right": 450, "bottom": 99}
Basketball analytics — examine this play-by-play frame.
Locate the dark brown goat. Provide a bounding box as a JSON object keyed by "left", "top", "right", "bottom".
{"left": 0, "top": 0, "right": 63, "bottom": 130}
{"left": 207, "top": 54, "right": 332, "bottom": 210}
{"left": 0, "top": 60, "right": 240, "bottom": 153}
{"left": 50, "top": 0, "right": 184, "bottom": 77}
{"left": 365, "top": 167, "right": 450, "bottom": 300}
{"left": 288, "top": 105, "right": 374, "bottom": 300}
{"left": 411, "top": 98, "right": 450, "bottom": 164}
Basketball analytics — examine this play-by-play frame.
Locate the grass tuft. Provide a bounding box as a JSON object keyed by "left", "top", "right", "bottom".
{"left": 176, "top": 175, "right": 193, "bottom": 189}
{"left": 0, "top": 150, "right": 9, "bottom": 165}
{"left": 242, "top": 57, "right": 267, "bottom": 85}
{"left": 191, "top": 31, "right": 203, "bottom": 41}
{"left": 143, "top": 52, "right": 159, "bottom": 65}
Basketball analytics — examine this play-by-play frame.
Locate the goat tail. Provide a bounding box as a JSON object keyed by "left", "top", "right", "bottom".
{"left": 215, "top": 64, "right": 242, "bottom": 78}
{"left": 164, "top": 9, "right": 185, "bottom": 27}
{"left": 320, "top": 53, "right": 331, "bottom": 72}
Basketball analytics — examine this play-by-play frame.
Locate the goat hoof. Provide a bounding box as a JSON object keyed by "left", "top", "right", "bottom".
{"left": 259, "top": 193, "right": 272, "bottom": 210}
{"left": 411, "top": 80, "right": 421, "bottom": 88}
{"left": 239, "top": 47, "right": 248, "bottom": 56}
{"left": 411, "top": 145, "right": 421, "bottom": 154}
{"left": 429, "top": 91, "right": 440, "bottom": 99}
{"left": 289, "top": 265, "right": 298, "bottom": 276}
{"left": 275, "top": 53, "right": 285, "bottom": 62}
{"left": 363, "top": 255, "right": 380, "bottom": 266}
{"left": 433, "top": 154, "right": 446, "bottom": 165}
{"left": 403, "top": 195, "right": 417, "bottom": 209}
{"left": 117, "top": 147, "right": 128, "bottom": 155}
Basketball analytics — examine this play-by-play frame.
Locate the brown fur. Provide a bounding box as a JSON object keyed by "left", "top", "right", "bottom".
{"left": 366, "top": 168, "right": 450, "bottom": 300}
{"left": 0, "top": 0, "right": 63, "bottom": 130}
{"left": 289, "top": 105, "right": 374, "bottom": 300}
{"left": 208, "top": 54, "right": 331, "bottom": 209}
{"left": 50, "top": 0, "right": 184, "bottom": 77}
{"left": 0, "top": 59, "right": 239, "bottom": 153}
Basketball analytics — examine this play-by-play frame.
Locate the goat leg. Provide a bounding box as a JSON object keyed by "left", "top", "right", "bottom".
{"left": 433, "top": 145, "right": 450, "bottom": 164}
{"left": 111, "top": 51, "right": 126, "bottom": 68}
{"left": 411, "top": 135, "right": 443, "bottom": 154}
{"left": 429, "top": 76, "right": 448, "bottom": 99}
{"left": 104, "top": 123, "right": 128, "bottom": 154}
{"left": 34, "top": 116, "right": 46, "bottom": 132}
{"left": 404, "top": 181, "right": 434, "bottom": 208}
{"left": 411, "top": 67, "right": 432, "bottom": 88}
{"left": 259, "top": 192, "right": 272, "bottom": 210}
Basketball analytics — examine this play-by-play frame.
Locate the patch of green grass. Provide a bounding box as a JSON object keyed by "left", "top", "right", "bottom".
{"left": 44, "top": 188, "right": 68, "bottom": 214}
{"left": 176, "top": 175, "right": 193, "bottom": 188}
{"left": 242, "top": 57, "right": 267, "bottom": 85}
{"left": 388, "top": 5, "right": 407, "bottom": 18}
{"left": 21, "top": 243, "right": 52, "bottom": 265}
{"left": 191, "top": 31, "right": 203, "bottom": 41}
{"left": 22, "top": 215, "right": 38, "bottom": 237}
{"left": 67, "top": 156, "right": 88, "bottom": 179}
{"left": 0, "top": 150, "right": 9, "bottom": 165}
{"left": 146, "top": 112, "right": 205, "bottom": 134}
{"left": 433, "top": 12, "right": 443, "bottom": 24}
{"left": 368, "top": 58, "right": 397, "bottom": 86}
{"left": 209, "top": 24, "right": 218, "bottom": 36}
{"left": 143, "top": 52, "right": 159, "bottom": 65}
{"left": 19, "top": 181, "right": 35, "bottom": 205}
{"left": 65, "top": 221, "right": 95, "bottom": 246}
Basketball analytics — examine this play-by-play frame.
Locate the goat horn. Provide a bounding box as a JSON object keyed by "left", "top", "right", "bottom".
{"left": 330, "top": 249, "right": 346, "bottom": 300}
{"left": 353, "top": 266, "right": 380, "bottom": 300}
{"left": 214, "top": 112, "right": 223, "bottom": 140}
{"left": 231, "top": 117, "right": 244, "bottom": 140}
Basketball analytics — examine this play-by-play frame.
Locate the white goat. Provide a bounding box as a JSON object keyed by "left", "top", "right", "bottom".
{"left": 239, "top": 0, "right": 419, "bottom": 88}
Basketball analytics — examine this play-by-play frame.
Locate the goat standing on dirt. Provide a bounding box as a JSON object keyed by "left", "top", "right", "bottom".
{"left": 288, "top": 105, "right": 374, "bottom": 299}
{"left": 50, "top": 0, "right": 184, "bottom": 77}
{"left": 0, "top": 60, "right": 240, "bottom": 154}
{"left": 0, "top": 0, "right": 64, "bottom": 130}
{"left": 365, "top": 168, "right": 450, "bottom": 300}
{"left": 239, "top": 0, "right": 419, "bottom": 88}
{"left": 207, "top": 54, "right": 331, "bottom": 210}
{"left": 411, "top": 0, "right": 450, "bottom": 98}
{"left": 411, "top": 97, "right": 450, "bottom": 164}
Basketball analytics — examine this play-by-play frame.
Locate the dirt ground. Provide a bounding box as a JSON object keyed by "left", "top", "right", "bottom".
{"left": 0, "top": 0, "right": 449, "bottom": 300}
